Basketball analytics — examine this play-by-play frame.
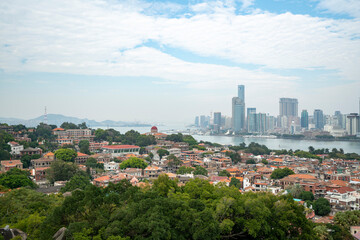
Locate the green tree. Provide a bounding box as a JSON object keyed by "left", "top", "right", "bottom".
{"left": 193, "top": 166, "right": 208, "bottom": 176}
{"left": 246, "top": 159, "right": 256, "bottom": 164}
{"left": 225, "top": 151, "right": 242, "bottom": 164}
{"left": 0, "top": 168, "right": 37, "bottom": 189}
{"left": 79, "top": 140, "right": 90, "bottom": 154}
{"left": 261, "top": 159, "right": 268, "bottom": 165}
{"left": 119, "top": 157, "right": 148, "bottom": 169}
{"left": 270, "top": 167, "right": 294, "bottom": 179}
{"left": 55, "top": 148, "right": 77, "bottom": 162}
{"left": 46, "top": 160, "right": 84, "bottom": 183}
{"left": 157, "top": 149, "right": 169, "bottom": 160}
{"left": 60, "top": 122, "right": 79, "bottom": 129}
{"left": 289, "top": 184, "right": 304, "bottom": 198}
{"left": 218, "top": 170, "right": 230, "bottom": 177}
{"left": 176, "top": 166, "right": 194, "bottom": 174}
{"left": 313, "top": 198, "right": 331, "bottom": 216}
{"left": 20, "top": 154, "right": 32, "bottom": 168}
{"left": 152, "top": 174, "right": 179, "bottom": 196}
{"left": 300, "top": 191, "right": 314, "bottom": 201}
{"left": 167, "top": 154, "right": 182, "bottom": 166}
{"left": 60, "top": 174, "right": 91, "bottom": 193}
{"left": 229, "top": 177, "right": 241, "bottom": 188}
{"left": 334, "top": 210, "right": 360, "bottom": 230}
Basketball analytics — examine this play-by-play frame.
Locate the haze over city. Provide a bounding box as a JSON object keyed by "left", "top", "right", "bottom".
{"left": 0, "top": 0, "right": 360, "bottom": 124}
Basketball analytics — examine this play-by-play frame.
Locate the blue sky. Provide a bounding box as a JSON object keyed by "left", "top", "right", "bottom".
{"left": 0, "top": 0, "right": 359, "bottom": 124}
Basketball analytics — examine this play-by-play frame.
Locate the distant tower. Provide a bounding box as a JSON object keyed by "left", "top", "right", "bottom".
{"left": 314, "top": 109, "right": 324, "bottom": 130}
{"left": 301, "top": 110, "right": 309, "bottom": 129}
{"left": 44, "top": 106, "right": 48, "bottom": 124}
{"left": 238, "top": 85, "right": 245, "bottom": 103}
{"left": 279, "top": 98, "right": 298, "bottom": 117}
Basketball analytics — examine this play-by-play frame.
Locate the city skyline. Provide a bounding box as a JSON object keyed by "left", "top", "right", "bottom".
{"left": 0, "top": 0, "right": 360, "bottom": 124}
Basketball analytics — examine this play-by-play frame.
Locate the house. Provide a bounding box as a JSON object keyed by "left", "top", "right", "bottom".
{"left": 1, "top": 160, "right": 23, "bottom": 172}
{"left": 75, "top": 152, "right": 90, "bottom": 165}
{"left": 102, "top": 145, "right": 140, "bottom": 157}
{"left": 124, "top": 168, "right": 142, "bottom": 177}
{"left": 31, "top": 158, "right": 54, "bottom": 168}
{"left": 31, "top": 167, "right": 49, "bottom": 181}
{"left": 20, "top": 147, "right": 42, "bottom": 157}
{"left": 104, "top": 161, "right": 119, "bottom": 171}
{"left": 8, "top": 141, "right": 24, "bottom": 155}
{"left": 144, "top": 166, "right": 163, "bottom": 179}
{"left": 325, "top": 187, "right": 359, "bottom": 211}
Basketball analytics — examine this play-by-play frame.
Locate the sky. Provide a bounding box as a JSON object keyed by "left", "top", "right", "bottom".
{"left": 0, "top": 0, "right": 359, "bottom": 125}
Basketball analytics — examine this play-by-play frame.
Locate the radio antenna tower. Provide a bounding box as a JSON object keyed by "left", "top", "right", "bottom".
{"left": 44, "top": 106, "right": 48, "bottom": 124}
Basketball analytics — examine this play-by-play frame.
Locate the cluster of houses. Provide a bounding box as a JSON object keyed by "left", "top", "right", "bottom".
{"left": 2, "top": 126, "right": 360, "bottom": 220}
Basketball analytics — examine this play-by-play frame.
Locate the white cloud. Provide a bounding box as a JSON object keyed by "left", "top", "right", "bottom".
{"left": 316, "top": 0, "right": 360, "bottom": 18}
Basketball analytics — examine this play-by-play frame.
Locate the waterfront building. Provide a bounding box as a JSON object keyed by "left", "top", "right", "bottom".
{"left": 346, "top": 113, "right": 360, "bottom": 136}
{"left": 256, "top": 113, "right": 267, "bottom": 134}
{"left": 238, "top": 85, "right": 245, "bottom": 102}
{"left": 232, "top": 97, "right": 245, "bottom": 132}
{"left": 301, "top": 110, "right": 309, "bottom": 130}
{"left": 214, "top": 112, "right": 222, "bottom": 126}
{"left": 195, "top": 116, "right": 199, "bottom": 127}
{"left": 267, "top": 116, "right": 276, "bottom": 131}
{"left": 279, "top": 98, "right": 298, "bottom": 117}
{"left": 247, "top": 108, "right": 256, "bottom": 132}
{"left": 314, "top": 109, "right": 324, "bottom": 130}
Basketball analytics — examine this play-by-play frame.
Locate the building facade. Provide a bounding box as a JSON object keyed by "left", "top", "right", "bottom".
{"left": 301, "top": 110, "right": 309, "bottom": 129}
{"left": 314, "top": 109, "right": 324, "bottom": 130}
{"left": 279, "top": 98, "right": 298, "bottom": 117}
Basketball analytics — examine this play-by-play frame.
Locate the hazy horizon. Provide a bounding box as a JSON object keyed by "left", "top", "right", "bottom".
{"left": 1, "top": 0, "right": 360, "bottom": 123}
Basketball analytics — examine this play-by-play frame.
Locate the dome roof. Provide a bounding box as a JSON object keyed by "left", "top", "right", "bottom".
{"left": 151, "top": 126, "right": 158, "bottom": 130}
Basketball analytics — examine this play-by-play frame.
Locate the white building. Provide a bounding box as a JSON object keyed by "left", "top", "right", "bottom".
{"left": 102, "top": 145, "right": 140, "bottom": 157}
{"left": 104, "top": 161, "right": 119, "bottom": 171}
{"left": 8, "top": 141, "right": 23, "bottom": 155}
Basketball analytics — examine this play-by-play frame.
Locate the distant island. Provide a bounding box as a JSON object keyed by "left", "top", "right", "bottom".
{"left": 0, "top": 114, "right": 151, "bottom": 128}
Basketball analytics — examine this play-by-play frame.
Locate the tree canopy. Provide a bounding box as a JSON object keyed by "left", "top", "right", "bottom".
{"left": 270, "top": 168, "right": 295, "bottom": 179}
{"left": 119, "top": 157, "right": 148, "bottom": 169}
{"left": 54, "top": 148, "right": 77, "bottom": 162}
{"left": 313, "top": 198, "right": 331, "bottom": 216}
{"left": 0, "top": 168, "right": 37, "bottom": 189}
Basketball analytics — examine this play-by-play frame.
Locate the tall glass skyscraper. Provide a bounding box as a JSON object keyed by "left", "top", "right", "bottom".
{"left": 314, "top": 109, "right": 324, "bottom": 130}
{"left": 232, "top": 97, "right": 245, "bottom": 132}
{"left": 214, "top": 112, "right": 222, "bottom": 126}
{"left": 238, "top": 85, "right": 245, "bottom": 102}
{"left": 301, "top": 110, "right": 309, "bottom": 129}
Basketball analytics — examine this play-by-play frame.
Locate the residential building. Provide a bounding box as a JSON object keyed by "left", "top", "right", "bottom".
{"left": 1, "top": 160, "right": 23, "bottom": 172}
{"left": 346, "top": 113, "right": 359, "bottom": 136}
{"left": 102, "top": 145, "right": 140, "bottom": 157}
{"left": 301, "top": 110, "right": 309, "bottom": 129}
{"left": 314, "top": 109, "right": 324, "bottom": 130}
{"left": 8, "top": 141, "right": 24, "bottom": 155}
{"left": 214, "top": 112, "right": 222, "bottom": 127}
{"left": 279, "top": 98, "right": 298, "bottom": 117}
{"left": 20, "top": 147, "right": 42, "bottom": 157}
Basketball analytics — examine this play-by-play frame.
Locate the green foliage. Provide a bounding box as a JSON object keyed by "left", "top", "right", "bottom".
{"left": 288, "top": 184, "right": 304, "bottom": 198}
{"left": 61, "top": 174, "right": 91, "bottom": 193}
{"left": 55, "top": 148, "right": 77, "bottom": 162}
{"left": 119, "top": 157, "right": 148, "bottom": 169}
{"left": 79, "top": 140, "right": 90, "bottom": 154}
{"left": 246, "top": 159, "right": 256, "bottom": 164}
{"left": 152, "top": 174, "right": 179, "bottom": 196}
{"left": 244, "top": 142, "right": 270, "bottom": 155}
{"left": 334, "top": 210, "right": 360, "bottom": 230}
{"left": 167, "top": 154, "right": 182, "bottom": 166}
{"left": 182, "top": 135, "right": 197, "bottom": 147}
{"left": 0, "top": 168, "right": 37, "bottom": 189}
{"left": 46, "top": 160, "right": 85, "bottom": 183}
{"left": 193, "top": 166, "right": 208, "bottom": 176}
{"left": 261, "top": 159, "right": 268, "bottom": 165}
{"left": 20, "top": 154, "right": 41, "bottom": 168}
{"left": 0, "top": 130, "right": 14, "bottom": 160}
{"left": 229, "top": 177, "right": 241, "bottom": 188}
{"left": 85, "top": 157, "right": 104, "bottom": 170}
{"left": 300, "top": 191, "right": 314, "bottom": 201}
{"left": 176, "top": 166, "right": 194, "bottom": 174}
{"left": 165, "top": 133, "right": 183, "bottom": 142}
{"left": 60, "top": 122, "right": 79, "bottom": 129}
{"left": 295, "top": 150, "right": 321, "bottom": 160}
{"left": 218, "top": 170, "right": 230, "bottom": 177}
{"left": 35, "top": 123, "right": 55, "bottom": 141}
{"left": 313, "top": 198, "right": 331, "bottom": 216}
{"left": 270, "top": 167, "right": 295, "bottom": 179}
{"left": 225, "top": 151, "right": 242, "bottom": 164}
{"left": 157, "top": 148, "right": 169, "bottom": 160}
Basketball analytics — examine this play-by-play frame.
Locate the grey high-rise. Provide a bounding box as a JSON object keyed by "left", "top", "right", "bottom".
{"left": 247, "top": 108, "right": 256, "bottom": 132}
{"left": 232, "top": 97, "right": 245, "bottom": 132}
{"left": 238, "top": 85, "right": 245, "bottom": 102}
{"left": 301, "top": 110, "right": 309, "bottom": 129}
{"left": 314, "top": 109, "right": 324, "bottom": 130}
{"left": 214, "top": 112, "right": 222, "bottom": 126}
{"left": 279, "top": 98, "right": 298, "bottom": 117}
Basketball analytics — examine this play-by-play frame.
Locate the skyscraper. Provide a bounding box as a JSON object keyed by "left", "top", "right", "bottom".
{"left": 194, "top": 116, "right": 199, "bottom": 127}
{"left": 279, "top": 98, "right": 298, "bottom": 117}
{"left": 214, "top": 112, "right": 222, "bottom": 126}
{"left": 232, "top": 97, "right": 245, "bottom": 132}
{"left": 238, "top": 85, "right": 245, "bottom": 102}
{"left": 346, "top": 113, "right": 359, "bottom": 135}
{"left": 247, "top": 108, "right": 256, "bottom": 132}
{"left": 314, "top": 109, "right": 324, "bottom": 130}
{"left": 301, "top": 110, "right": 309, "bottom": 129}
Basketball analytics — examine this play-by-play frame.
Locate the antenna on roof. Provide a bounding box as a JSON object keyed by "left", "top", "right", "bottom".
{"left": 44, "top": 106, "right": 48, "bottom": 125}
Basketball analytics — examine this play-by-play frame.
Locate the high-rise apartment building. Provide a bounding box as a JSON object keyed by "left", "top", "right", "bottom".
{"left": 279, "top": 98, "right": 298, "bottom": 117}
{"left": 346, "top": 113, "right": 359, "bottom": 135}
{"left": 301, "top": 110, "right": 309, "bottom": 129}
{"left": 232, "top": 97, "right": 245, "bottom": 132}
{"left": 314, "top": 109, "right": 324, "bottom": 130}
{"left": 194, "top": 116, "right": 199, "bottom": 127}
{"left": 247, "top": 108, "right": 256, "bottom": 132}
{"left": 214, "top": 112, "right": 222, "bottom": 126}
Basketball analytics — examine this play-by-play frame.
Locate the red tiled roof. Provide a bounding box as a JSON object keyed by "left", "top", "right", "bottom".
{"left": 53, "top": 128, "right": 65, "bottom": 131}
{"left": 77, "top": 152, "right": 89, "bottom": 157}
{"left": 102, "top": 145, "right": 140, "bottom": 149}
